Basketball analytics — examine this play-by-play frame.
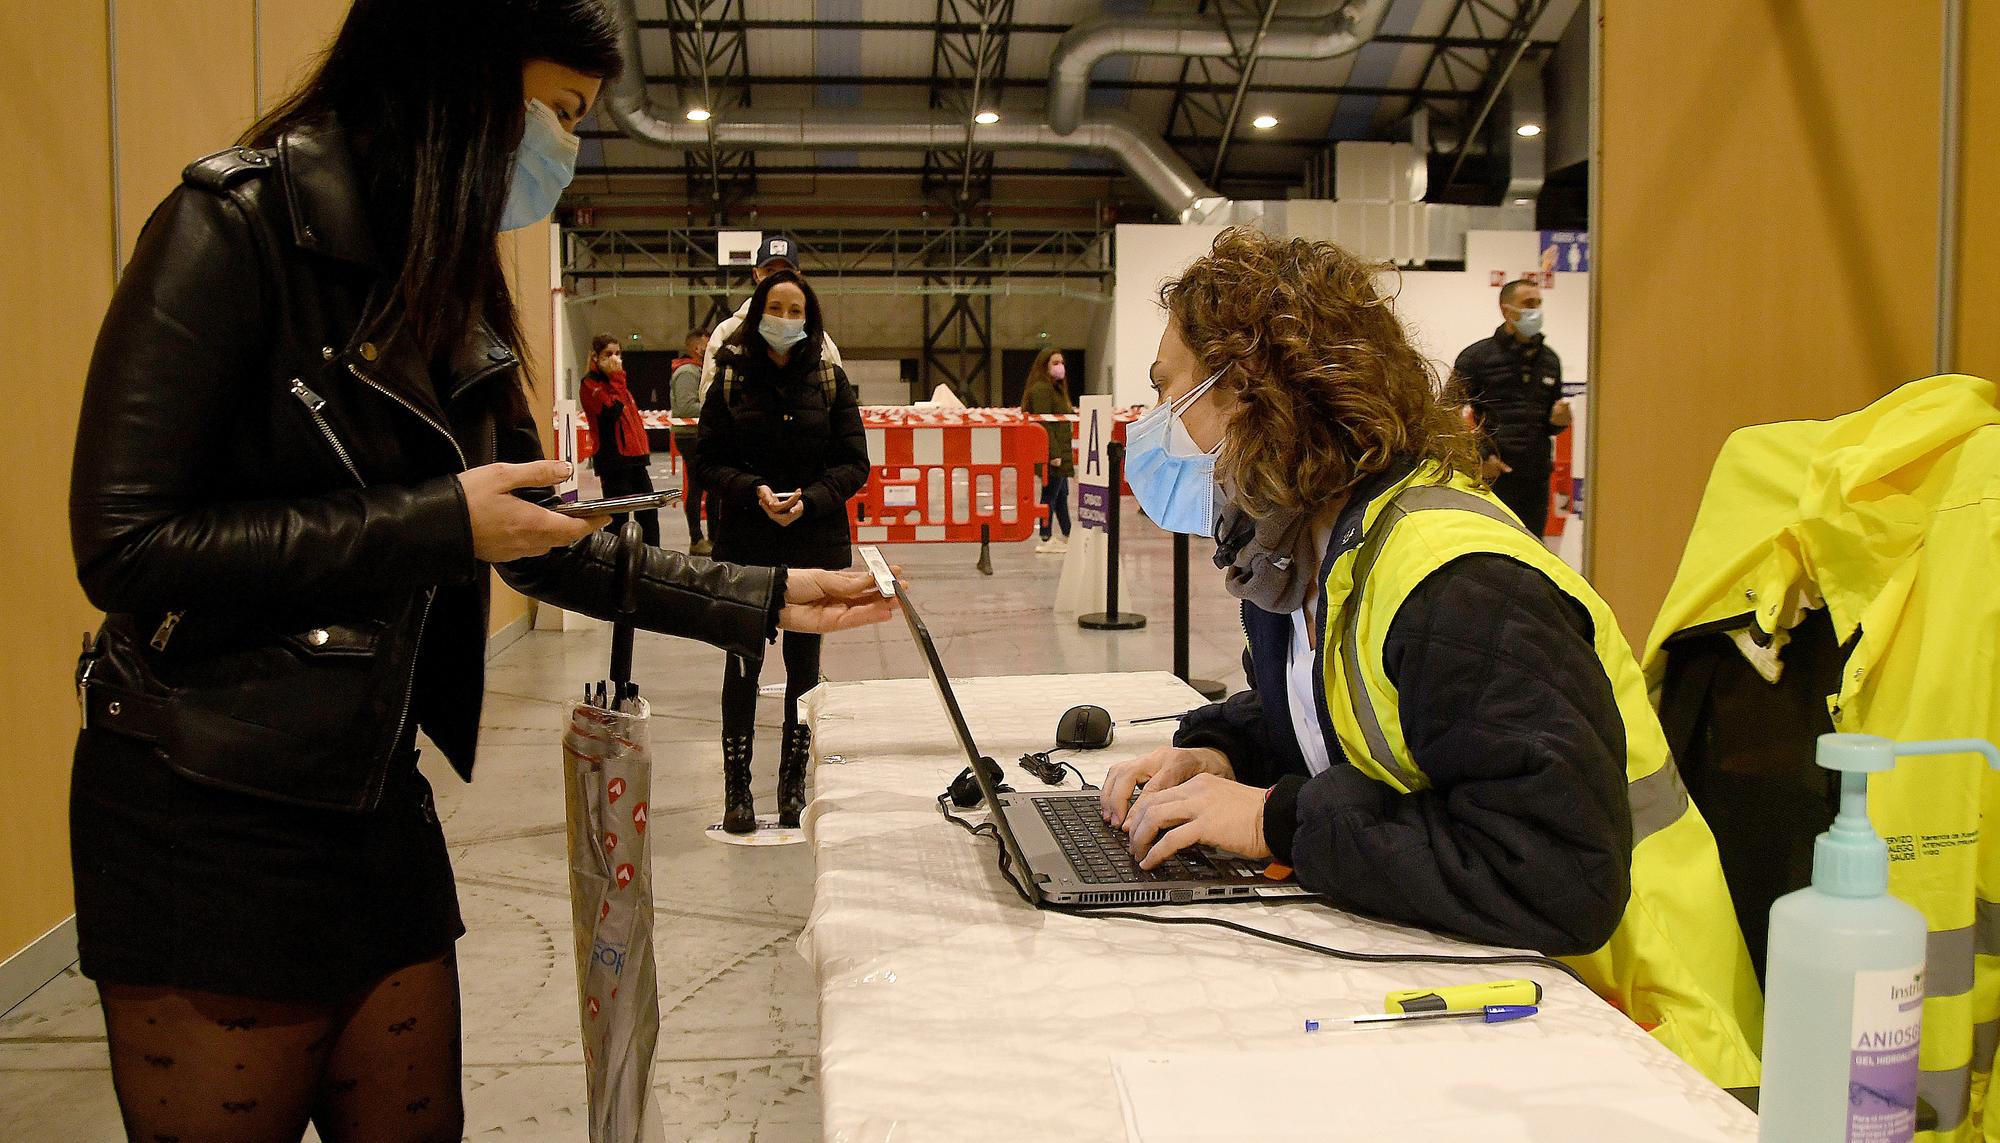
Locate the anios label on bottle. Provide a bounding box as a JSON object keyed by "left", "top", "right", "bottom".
{"left": 1848, "top": 966, "right": 1924, "bottom": 1142}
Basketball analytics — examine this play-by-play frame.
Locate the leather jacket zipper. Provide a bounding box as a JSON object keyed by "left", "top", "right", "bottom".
{"left": 290, "top": 379, "right": 367, "bottom": 486}
{"left": 339, "top": 362, "right": 459, "bottom": 811}
{"left": 374, "top": 585, "right": 436, "bottom": 811}
{"left": 300, "top": 363, "right": 452, "bottom": 812}
{"left": 151, "top": 611, "right": 183, "bottom": 651}
{"left": 348, "top": 363, "right": 468, "bottom": 469}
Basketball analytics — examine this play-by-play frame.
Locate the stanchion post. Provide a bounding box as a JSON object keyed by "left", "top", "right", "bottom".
{"left": 1172, "top": 532, "right": 1227, "bottom": 699}
{"left": 1080, "top": 441, "right": 1146, "bottom": 631}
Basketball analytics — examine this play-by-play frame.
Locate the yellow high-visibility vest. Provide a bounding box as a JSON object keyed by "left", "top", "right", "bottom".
{"left": 1321, "top": 462, "right": 1764, "bottom": 1090}
{"left": 1644, "top": 375, "right": 2000, "bottom": 1140}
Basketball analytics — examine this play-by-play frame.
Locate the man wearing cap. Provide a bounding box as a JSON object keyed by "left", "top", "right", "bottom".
{"left": 700, "top": 233, "right": 844, "bottom": 399}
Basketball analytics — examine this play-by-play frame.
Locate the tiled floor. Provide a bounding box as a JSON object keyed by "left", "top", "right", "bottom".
{"left": 0, "top": 498, "right": 1246, "bottom": 1142}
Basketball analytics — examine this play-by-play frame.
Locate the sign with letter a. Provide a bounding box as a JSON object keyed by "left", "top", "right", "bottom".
{"left": 1076, "top": 395, "right": 1113, "bottom": 531}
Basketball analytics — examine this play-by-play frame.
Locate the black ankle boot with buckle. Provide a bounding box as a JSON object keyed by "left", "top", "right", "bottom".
{"left": 722, "top": 734, "right": 756, "bottom": 834}
{"left": 778, "top": 723, "right": 811, "bottom": 828}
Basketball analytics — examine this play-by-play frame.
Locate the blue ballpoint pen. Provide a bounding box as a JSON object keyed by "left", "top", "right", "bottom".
{"left": 1304, "top": 1004, "right": 1538, "bottom": 1032}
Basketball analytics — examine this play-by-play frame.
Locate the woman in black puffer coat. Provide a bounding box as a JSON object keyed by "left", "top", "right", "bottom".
{"left": 697, "top": 269, "right": 870, "bottom": 832}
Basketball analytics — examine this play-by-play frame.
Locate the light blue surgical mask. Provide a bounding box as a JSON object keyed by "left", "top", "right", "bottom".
{"left": 1511, "top": 306, "right": 1544, "bottom": 339}
{"left": 760, "top": 314, "right": 809, "bottom": 353}
{"left": 500, "top": 100, "right": 580, "bottom": 232}
{"left": 1127, "top": 367, "right": 1225, "bottom": 537}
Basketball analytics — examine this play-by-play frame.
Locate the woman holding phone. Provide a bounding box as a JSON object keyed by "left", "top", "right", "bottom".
{"left": 697, "top": 270, "right": 870, "bottom": 833}
{"left": 66, "top": 2, "right": 892, "bottom": 1138}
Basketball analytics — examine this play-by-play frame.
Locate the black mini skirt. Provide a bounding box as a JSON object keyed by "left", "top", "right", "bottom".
{"left": 69, "top": 727, "right": 465, "bottom": 1003}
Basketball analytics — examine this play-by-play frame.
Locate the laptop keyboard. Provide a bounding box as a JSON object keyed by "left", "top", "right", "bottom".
{"left": 1033, "top": 795, "right": 1224, "bottom": 884}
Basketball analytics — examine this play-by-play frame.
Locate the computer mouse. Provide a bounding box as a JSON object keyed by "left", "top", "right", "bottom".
{"left": 1055, "top": 704, "right": 1114, "bottom": 750}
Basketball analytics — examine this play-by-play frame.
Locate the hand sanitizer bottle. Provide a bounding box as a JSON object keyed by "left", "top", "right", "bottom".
{"left": 1759, "top": 734, "right": 2000, "bottom": 1143}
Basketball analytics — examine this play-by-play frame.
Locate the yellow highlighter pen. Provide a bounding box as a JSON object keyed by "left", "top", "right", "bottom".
{"left": 1384, "top": 979, "right": 1544, "bottom": 1014}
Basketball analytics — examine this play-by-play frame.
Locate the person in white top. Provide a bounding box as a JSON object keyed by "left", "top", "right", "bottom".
{"left": 700, "top": 233, "right": 842, "bottom": 398}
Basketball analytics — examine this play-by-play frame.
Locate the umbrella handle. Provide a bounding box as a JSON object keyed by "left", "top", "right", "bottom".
{"left": 608, "top": 516, "right": 644, "bottom": 696}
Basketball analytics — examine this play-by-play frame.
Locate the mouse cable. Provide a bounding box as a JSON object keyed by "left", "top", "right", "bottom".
{"left": 973, "top": 820, "right": 1587, "bottom": 988}
{"left": 1060, "top": 761, "right": 1098, "bottom": 790}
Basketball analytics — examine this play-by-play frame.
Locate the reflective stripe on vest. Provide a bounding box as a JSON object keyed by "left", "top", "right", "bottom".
{"left": 1922, "top": 1063, "right": 1972, "bottom": 1133}
{"left": 1333, "top": 482, "right": 1694, "bottom": 844}
{"left": 1335, "top": 484, "right": 1523, "bottom": 792}
{"left": 1910, "top": 898, "right": 2000, "bottom": 1133}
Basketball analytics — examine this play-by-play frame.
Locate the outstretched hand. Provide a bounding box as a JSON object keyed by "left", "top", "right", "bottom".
{"left": 779, "top": 566, "right": 902, "bottom": 633}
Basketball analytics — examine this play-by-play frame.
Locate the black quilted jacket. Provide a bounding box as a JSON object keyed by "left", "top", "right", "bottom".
{"left": 1175, "top": 472, "right": 1632, "bottom": 956}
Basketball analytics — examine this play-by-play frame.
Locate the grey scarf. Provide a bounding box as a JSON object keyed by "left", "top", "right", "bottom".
{"left": 1213, "top": 497, "right": 1325, "bottom": 614}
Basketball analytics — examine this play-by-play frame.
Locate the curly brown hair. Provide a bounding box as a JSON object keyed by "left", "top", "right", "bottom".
{"left": 1159, "top": 227, "right": 1478, "bottom": 518}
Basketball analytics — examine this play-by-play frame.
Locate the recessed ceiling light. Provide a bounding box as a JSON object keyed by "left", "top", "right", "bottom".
{"left": 1513, "top": 198, "right": 1532, "bottom": 205}
{"left": 1251, "top": 114, "right": 1279, "bottom": 130}
{"left": 974, "top": 110, "right": 1000, "bottom": 125}
{"left": 1516, "top": 123, "right": 1542, "bottom": 137}
{"left": 686, "top": 107, "right": 712, "bottom": 122}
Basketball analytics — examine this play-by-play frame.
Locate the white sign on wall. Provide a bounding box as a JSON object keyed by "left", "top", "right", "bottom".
{"left": 717, "top": 230, "right": 763, "bottom": 267}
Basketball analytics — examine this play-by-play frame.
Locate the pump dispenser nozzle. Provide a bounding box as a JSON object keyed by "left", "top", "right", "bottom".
{"left": 1811, "top": 734, "right": 2000, "bottom": 898}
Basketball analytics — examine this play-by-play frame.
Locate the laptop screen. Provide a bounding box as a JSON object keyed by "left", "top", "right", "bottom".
{"left": 893, "top": 581, "right": 1043, "bottom": 904}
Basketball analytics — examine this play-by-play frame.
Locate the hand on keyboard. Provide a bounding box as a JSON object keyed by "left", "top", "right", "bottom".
{"left": 1122, "top": 773, "right": 1272, "bottom": 871}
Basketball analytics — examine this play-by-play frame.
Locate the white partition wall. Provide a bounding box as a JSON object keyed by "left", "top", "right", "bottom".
{"left": 1112, "top": 223, "right": 1223, "bottom": 407}
{"left": 1113, "top": 224, "right": 1588, "bottom": 400}
{"left": 1108, "top": 223, "right": 1590, "bottom": 569}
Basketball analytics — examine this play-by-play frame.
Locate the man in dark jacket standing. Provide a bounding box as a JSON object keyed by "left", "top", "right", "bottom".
{"left": 1451, "top": 279, "right": 1572, "bottom": 535}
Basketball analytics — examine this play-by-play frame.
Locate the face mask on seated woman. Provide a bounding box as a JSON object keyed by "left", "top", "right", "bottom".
{"left": 1126, "top": 367, "right": 1225, "bottom": 537}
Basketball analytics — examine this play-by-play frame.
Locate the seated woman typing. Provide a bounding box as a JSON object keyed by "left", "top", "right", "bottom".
{"left": 1097, "top": 228, "right": 1762, "bottom": 1091}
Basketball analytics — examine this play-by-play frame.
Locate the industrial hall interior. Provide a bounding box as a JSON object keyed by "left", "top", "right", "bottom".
{"left": 5, "top": 1, "right": 2000, "bottom": 1141}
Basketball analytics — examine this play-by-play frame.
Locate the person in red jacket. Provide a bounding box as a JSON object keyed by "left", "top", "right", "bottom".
{"left": 580, "top": 333, "right": 659, "bottom": 546}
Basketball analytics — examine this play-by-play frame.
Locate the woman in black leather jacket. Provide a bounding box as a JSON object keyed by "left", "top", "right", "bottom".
{"left": 65, "top": 2, "right": 890, "bottom": 1139}
{"left": 698, "top": 270, "right": 870, "bottom": 833}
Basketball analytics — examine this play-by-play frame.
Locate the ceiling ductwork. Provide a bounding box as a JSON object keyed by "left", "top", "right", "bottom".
{"left": 603, "top": 0, "right": 1228, "bottom": 222}
{"left": 1045, "top": 0, "right": 1394, "bottom": 136}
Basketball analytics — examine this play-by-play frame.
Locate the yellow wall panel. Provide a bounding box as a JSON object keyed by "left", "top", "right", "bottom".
{"left": 0, "top": 3, "right": 114, "bottom": 961}
{"left": 114, "top": 0, "right": 256, "bottom": 267}
{"left": 1592, "top": 0, "right": 1945, "bottom": 644}
{"left": 490, "top": 222, "right": 559, "bottom": 637}
{"left": 257, "top": 0, "right": 350, "bottom": 115}
{"left": 1956, "top": 2, "right": 1999, "bottom": 380}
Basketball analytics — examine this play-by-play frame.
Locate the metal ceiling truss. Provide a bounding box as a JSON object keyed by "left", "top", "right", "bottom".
{"left": 1162, "top": 0, "right": 1283, "bottom": 190}
{"left": 923, "top": 0, "right": 1016, "bottom": 221}
{"left": 919, "top": 0, "right": 1016, "bottom": 402}
{"left": 638, "top": 15, "right": 1536, "bottom": 49}
{"left": 660, "top": 0, "right": 758, "bottom": 226}
{"left": 1408, "top": 0, "right": 1548, "bottom": 189}
{"left": 564, "top": 226, "right": 1111, "bottom": 295}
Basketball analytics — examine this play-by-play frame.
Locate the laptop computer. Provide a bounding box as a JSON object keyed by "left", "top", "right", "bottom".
{"left": 877, "top": 557, "right": 1311, "bottom": 907}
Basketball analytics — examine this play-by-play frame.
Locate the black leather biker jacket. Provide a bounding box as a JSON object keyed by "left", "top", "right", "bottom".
{"left": 70, "top": 115, "right": 780, "bottom": 811}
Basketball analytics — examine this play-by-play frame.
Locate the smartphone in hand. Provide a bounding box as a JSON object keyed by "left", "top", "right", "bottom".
{"left": 547, "top": 489, "right": 682, "bottom": 518}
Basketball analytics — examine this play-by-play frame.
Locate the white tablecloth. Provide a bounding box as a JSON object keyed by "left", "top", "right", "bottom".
{"left": 800, "top": 672, "right": 1758, "bottom": 1143}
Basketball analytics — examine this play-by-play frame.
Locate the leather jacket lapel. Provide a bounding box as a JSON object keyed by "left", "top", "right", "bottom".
{"left": 275, "top": 117, "right": 378, "bottom": 268}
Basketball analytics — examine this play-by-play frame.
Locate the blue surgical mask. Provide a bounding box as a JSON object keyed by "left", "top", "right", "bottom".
{"left": 500, "top": 100, "right": 580, "bottom": 232}
{"left": 760, "top": 314, "right": 809, "bottom": 353}
{"left": 1127, "top": 368, "right": 1225, "bottom": 536}
{"left": 1512, "top": 306, "right": 1544, "bottom": 339}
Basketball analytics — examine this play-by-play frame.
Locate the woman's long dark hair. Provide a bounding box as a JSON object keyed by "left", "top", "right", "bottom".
{"left": 242, "top": 0, "right": 621, "bottom": 363}
{"left": 726, "top": 270, "right": 825, "bottom": 372}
